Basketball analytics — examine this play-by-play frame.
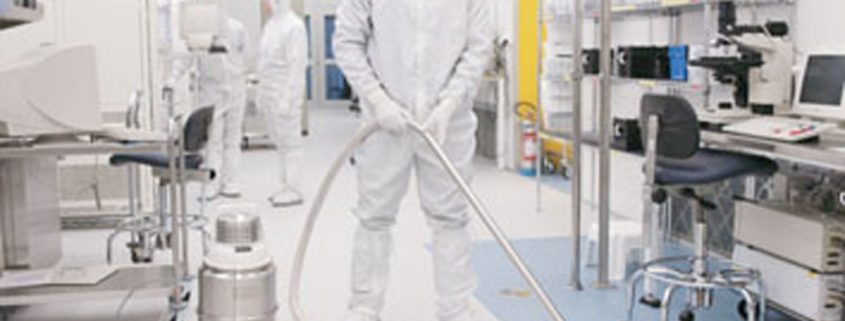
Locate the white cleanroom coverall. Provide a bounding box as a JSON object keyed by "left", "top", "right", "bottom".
{"left": 334, "top": 0, "right": 494, "bottom": 320}
{"left": 200, "top": 18, "right": 250, "bottom": 198}
{"left": 258, "top": 0, "right": 308, "bottom": 206}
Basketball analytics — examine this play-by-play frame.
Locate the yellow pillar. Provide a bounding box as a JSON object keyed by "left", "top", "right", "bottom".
{"left": 517, "top": 0, "right": 571, "bottom": 168}
{"left": 517, "top": 0, "right": 540, "bottom": 108}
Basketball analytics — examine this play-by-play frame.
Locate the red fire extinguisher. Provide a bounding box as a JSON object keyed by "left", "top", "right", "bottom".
{"left": 515, "top": 102, "right": 538, "bottom": 177}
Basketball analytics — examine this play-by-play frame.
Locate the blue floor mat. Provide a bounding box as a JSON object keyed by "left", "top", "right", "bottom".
{"left": 540, "top": 174, "right": 572, "bottom": 194}
{"left": 472, "top": 237, "right": 797, "bottom": 321}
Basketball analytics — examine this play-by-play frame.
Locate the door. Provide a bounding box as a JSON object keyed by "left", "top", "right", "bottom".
{"left": 305, "top": 2, "right": 352, "bottom": 110}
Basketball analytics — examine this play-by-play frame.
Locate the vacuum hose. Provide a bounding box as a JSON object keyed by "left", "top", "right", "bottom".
{"left": 289, "top": 121, "right": 568, "bottom": 321}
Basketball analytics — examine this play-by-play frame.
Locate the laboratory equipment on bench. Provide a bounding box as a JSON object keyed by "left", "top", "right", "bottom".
{"left": 616, "top": 45, "right": 688, "bottom": 81}
{"left": 723, "top": 52, "right": 845, "bottom": 142}
{"left": 0, "top": 157, "right": 62, "bottom": 270}
{"left": 199, "top": 210, "right": 277, "bottom": 321}
{"left": 690, "top": 1, "right": 793, "bottom": 119}
{"left": 723, "top": 117, "right": 836, "bottom": 142}
{"left": 734, "top": 200, "right": 845, "bottom": 321}
{"left": 289, "top": 121, "right": 568, "bottom": 321}
{"left": 179, "top": 0, "right": 228, "bottom": 52}
{"left": 0, "top": 44, "right": 102, "bottom": 137}
{"left": 792, "top": 53, "right": 845, "bottom": 120}
{"left": 0, "top": 0, "right": 42, "bottom": 29}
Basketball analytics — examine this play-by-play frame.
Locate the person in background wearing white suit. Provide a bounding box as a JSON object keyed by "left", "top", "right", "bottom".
{"left": 259, "top": 0, "right": 308, "bottom": 207}
{"left": 197, "top": 17, "right": 250, "bottom": 200}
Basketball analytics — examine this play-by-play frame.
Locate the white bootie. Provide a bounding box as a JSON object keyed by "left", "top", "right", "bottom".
{"left": 268, "top": 186, "right": 303, "bottom": 207}
{"left": 199, "top": 184, "right": 220, "bottom": 202}
{"left": 219, "top": 184, "right": 242, "bottom": 198}
{"left": 342, "top": 308, "right": 380, "bottom": 321}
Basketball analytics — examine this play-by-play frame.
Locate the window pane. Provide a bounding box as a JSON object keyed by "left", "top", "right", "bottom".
{"left": 325, "top": 64, "right": 350, "bottom": 100}
{"left": 305, "top": 15, "right": 312, "bottom": 58}
{"left": 324, "top": 16, "right": 336, "bottom": 59}
{"left": 306, "top": 65, "right": 313, "bottom": 100}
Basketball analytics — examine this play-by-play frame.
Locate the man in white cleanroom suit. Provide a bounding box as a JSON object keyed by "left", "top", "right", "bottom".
{"left": 334, "top": 0, "right": 494, "bottom": 320}
{"left": 196, "top": 17, "right": 250, "bottom": 200}
{"left": 258, "top": 0, "right": 308, "bottom": 207}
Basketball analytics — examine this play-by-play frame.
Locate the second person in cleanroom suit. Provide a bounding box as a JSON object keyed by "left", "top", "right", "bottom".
{"left": 259, "top": 0, "right": 308, "bottom": 207}
{"left": 334, "top": 0, "right": 494, "bottom": 320}
{"left": 197, "top": 17, "right": 250, "bottom": 200}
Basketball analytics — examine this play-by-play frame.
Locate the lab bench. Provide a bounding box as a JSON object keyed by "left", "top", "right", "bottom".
{"left": 0, "top": 139, "right": 180, "bottom": 318}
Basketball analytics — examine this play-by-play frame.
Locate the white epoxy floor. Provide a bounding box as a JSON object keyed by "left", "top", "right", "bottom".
{"left": 9, "top": 106, "right": 585, "bottom": 321}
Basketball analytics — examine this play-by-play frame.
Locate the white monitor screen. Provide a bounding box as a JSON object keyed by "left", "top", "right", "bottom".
{"left": 799, "top": 55, "right": 845, "bottom": 107}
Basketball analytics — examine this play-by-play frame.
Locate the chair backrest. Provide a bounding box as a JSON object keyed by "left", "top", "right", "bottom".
{"left": 183, "top": 106, "right": 215, "bottom": 152}
{"left": 639, "top": 94, "right": 700, "bottom": 159}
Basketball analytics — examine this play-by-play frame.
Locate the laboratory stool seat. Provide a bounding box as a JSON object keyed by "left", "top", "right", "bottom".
{"left": 586, "top": 220, "right": 642, "bottom": 282}
{"left": 626, "top": 94, "right": 777, "bottom": 321}
{"left": 106, "top": 106, "right": 215, "bottom": 264}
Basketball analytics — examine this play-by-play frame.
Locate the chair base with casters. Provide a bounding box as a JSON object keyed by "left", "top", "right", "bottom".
{"left": 627, "top": 94, "right": 777, "bottom": 321}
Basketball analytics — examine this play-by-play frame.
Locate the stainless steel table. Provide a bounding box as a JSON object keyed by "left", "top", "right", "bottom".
{"left": 541, "top": 129, "right": 845, "bottom": 172}
{"left": 0, "top": 265, "right": 176, "bottom": 306}
{"left": 0, "top": 141, "right": 164, "bottom": 159}
{"left": 701, "top": 131, "right": 845, "bottom": 172}
{"left": 0, "top": 140, "right": 179, "bottom": 317}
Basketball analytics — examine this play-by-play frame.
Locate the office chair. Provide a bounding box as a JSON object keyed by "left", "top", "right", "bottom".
{"left": 626, "top": 94, "right": 777, "bottom": 321}
{"left": 106, "top": 106, "right": 215, "bottom": 264}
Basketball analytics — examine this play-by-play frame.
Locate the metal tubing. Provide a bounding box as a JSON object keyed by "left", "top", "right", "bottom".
{"left": 660, "top": 285, "right": 679, "bottom": 321}
{"left": 626, "top": 270, "right": 645, "bottom": 321}
{"left": 167, "top": 117, "right": 183, "bottom": 303}
{"left": 596, "top": 0, "right": 613, "bottom": 287}
{"left": 289, "top": 122, "right": 568, "bottom": 321}
{"left": 535, "top": 2, "right": 544, "bottom": 212}
{"left": 740, "top": 288, "right": 757, "bottom": 321}
{"left": 703, "top": 1, "right": 713, "bottom": 111}
{"left": 570, "top": 0, "right": 585, "bottom": 291}
{"left": 178, "top": 131, "right": 190, "bottom": 277}
{"left": 757, "top": 279, "right": 768, "bottom": 321}
{"left": 643, "top": 116, "right": 660, "bottom": 299}
{"left": 412, "top": 122, "right": 566, "bottom": 320}
{"left": 693, "top": 205, "right": 707, "bottom": 278}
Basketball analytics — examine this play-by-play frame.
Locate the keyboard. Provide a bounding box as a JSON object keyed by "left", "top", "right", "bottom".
{"left": 723, "top": 117, "right": 836, "bottom": 142}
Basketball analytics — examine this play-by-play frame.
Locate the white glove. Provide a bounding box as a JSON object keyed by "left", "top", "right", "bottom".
{"left": 422, "top": 97, "right": 458, "bottom": 145}
{"left": 365, "top": 88, "right": 410, "bottom": 134}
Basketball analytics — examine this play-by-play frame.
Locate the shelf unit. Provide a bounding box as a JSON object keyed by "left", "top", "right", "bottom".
{"left": 602, "top": 0, "right": 793, "bottom": 15}
{"left": 536, "top": 0, "right": 797, "bottom": 288}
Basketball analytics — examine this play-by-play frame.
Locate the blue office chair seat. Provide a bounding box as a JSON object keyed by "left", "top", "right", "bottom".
{"left": 655, "top": 148, "right": 777, "bottom": 186}
{"left": 109, "top": 153, "right": 204, "bottom": 170}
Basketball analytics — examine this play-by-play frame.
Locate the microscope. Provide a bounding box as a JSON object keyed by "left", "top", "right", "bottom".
{"left": 691, "top": 1, "right": 794, "bottom": 117}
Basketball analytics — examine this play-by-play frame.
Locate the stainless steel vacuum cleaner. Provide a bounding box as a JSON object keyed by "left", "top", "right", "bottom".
{"left": 199, "top": 211, "right": 277, "bottom": 321}
{"left": 289, "top": 121, "right": 569, "bottom": 321}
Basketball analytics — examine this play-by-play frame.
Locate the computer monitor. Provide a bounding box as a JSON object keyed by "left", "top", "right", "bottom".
{"left": 794, "top": 51, "right": 845, "bottom": 120}
{"left": 179, "top": 1, "right": 227, "bottom": 51}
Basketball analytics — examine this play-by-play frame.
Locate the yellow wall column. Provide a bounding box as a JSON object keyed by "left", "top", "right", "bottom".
{"left": 517, "top": 0, "right": 540, "bottom": 108}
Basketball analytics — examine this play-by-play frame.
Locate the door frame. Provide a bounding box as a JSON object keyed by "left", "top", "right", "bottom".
{"left": 304, "top": 1, "right": 350, "bottom": 110}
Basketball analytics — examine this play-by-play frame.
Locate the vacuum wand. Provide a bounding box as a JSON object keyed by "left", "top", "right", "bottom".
{"left": 289, "top": 121, "right": 567, "bottom": 321}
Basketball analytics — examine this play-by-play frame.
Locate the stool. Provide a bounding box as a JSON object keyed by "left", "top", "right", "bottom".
{"left": 625, "top": 94, "right": 778, "bottom": 321}
{"left": 586, "top": 220, "right": 642, "bottom": 282}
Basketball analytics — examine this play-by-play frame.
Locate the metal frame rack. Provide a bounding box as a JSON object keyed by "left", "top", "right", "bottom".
{"left": 534, "top": 0, "right": 795, "bottom": 288}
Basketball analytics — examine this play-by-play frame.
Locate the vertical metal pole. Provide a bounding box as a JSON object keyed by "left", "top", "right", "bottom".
{"left": 168, "top": 112, "right": 183, "bottom": 304}
{"left": 596, "top": 0, "right": 612, "bottom": 288}
{"left": 535, "top": 0, "right": 544, "bottom": 213}
{"left": 702, "top": 2, "right": 713, "bottom": 111}
{"left": 642, "top": 116, "right": 660, "bottom": 302}
{"left": 570, "top": 0, "right": 584, "bottom": 291}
